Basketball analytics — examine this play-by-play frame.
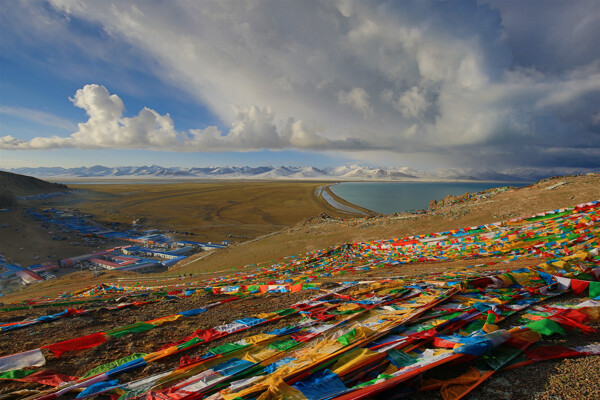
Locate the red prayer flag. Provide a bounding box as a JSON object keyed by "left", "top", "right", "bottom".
{"left": 560, "top": 309, "right": 590, "bottom": 324}
{"left": 43, "top": 332, "right": 108, "bottom": 358}
{"left": 291, "top": 332, "right": 319, "bottom": 342}
{"left": 19, "top": 370, "right": 78, "bottom": 387}
{"left": 570, "top": 279, "right": 590, "bottom": 295}
{"left": 159, "top": 328, "right": 224, "bottom": 350}
{"left": 219, "top": 296, "right": 239, "bottom": 303}
{"left": 432, "top": 337, "right": 458, "bottom": 348}
{"left": 525, "top": 345, "right": 583, "bottom": 362}
{"left": 290, "top": 284, "right": 303, "bottom": 292}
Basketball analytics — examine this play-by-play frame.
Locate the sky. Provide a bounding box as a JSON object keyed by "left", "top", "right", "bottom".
{"left": 1, "top": 0, "right": 599, "bottom": 170}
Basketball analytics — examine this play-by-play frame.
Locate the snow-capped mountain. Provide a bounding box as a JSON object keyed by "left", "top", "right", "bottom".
{"left": 4, "top": 165, "right": 597, "bottom": 182}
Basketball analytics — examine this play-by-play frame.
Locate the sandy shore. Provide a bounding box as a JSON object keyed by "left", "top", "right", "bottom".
{"left": 316, "top": 184, "right": 378, "bottom": 216}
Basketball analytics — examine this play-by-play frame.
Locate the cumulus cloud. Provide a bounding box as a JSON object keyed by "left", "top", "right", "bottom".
{"left": 2, "top": 0, "right": 599, "bottom": 168}
{"left": 1, "top": 84, "right": 362, "bottom": 152}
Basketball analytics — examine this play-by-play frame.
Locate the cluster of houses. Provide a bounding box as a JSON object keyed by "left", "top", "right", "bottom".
{"left": 27, "top": 208, "right": 134, "bottom": 239}
{"left": 17, "top": 190, "right": 74, "bottom": 201}
{"left": 61, "top": 245, "right": 193, "bottom": 273}
{"left": 27, "top": 208, "right": 230, "bottom": 250}
{"left": 58, "top": 238, "right": 229, "bottom": 273}
{"left": 1, "top": 178, "right": 238, "bottom": 292}
{"left": 1, "top": 240, "right": 208, "bottom": 291}
{"left": 0, "top": 254, "right": 51, "bottom": 292}
{"left": 0, "top": 208, "right": 230, "bottom": 290}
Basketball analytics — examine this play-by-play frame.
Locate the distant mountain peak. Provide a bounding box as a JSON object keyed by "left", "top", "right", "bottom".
{"left": 4, "top": 165, "right": 597, "bottom": 182}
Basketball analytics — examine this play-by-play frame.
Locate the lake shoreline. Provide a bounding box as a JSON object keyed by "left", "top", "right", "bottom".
{"left": 316, "top": 184, "right": 378, "bottom": 217}
{"left": 329, "top": 181, "right": 530, "bottom": 214}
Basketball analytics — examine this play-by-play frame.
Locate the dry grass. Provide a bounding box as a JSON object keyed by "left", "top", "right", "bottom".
{"left": 66, "top": 181, "right": 360, "bottom": 243}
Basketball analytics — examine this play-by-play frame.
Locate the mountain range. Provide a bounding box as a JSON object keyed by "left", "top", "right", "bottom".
{"left": 4, "top": 165, "right": 597, "bottom": 182}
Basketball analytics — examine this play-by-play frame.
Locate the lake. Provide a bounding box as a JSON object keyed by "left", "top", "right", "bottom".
{"left": 329, "top": 181, "right": 529, "bottom": 214}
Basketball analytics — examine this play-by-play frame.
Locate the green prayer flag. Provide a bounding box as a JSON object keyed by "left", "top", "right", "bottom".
{"left": 302, "top": 284, "right": 318, "bottom": 289}
{"left": 106, "top": 322, "right": 155, "bottom": 338}
{"left": 462, "top": 319, "right": 485, "bottom": 333}
{"left": 337, "top": 329, "right": 357, "bottom": 346}
{"left": 208, "top": 342, "right": 250, "bottom": 355}
{"left": 386, "top": 349, "right": 417, "bottom": 368}
{"left": 439, "top": 311, "right": 463, "bottom": 321}
{"left": 268, "top": 339, "right": 297, "bottom": 351}
{"left": 83, "top": 353, "right": 147, "bottom": 378}
{"left": 589, "top": 281, "right": 600, "bottom": 298}
{"left": 573, "top": 272, "right": 594, "bottom": 281}
{"left": 482, "top": 344, "right": 522, "bottom": 370}
{"left": 275, "top": 309, "right": 296, "bottom": 317}
{"left": 415, "top": 324, "right": 434, "bottom": 332}
{"left": 485, "top": 312, "right": 497, "bottom": 325}
{"left": 177, "top": 337, "right": 203, "bottom": 350}
{"left": 354, "top": 374, "right": 393, "bottom": 388}
{"left": 526, "top": 318, "right": 566, "bottom": 336}
{"left": 0, "top": 369, "right": 36, "bottom": 380}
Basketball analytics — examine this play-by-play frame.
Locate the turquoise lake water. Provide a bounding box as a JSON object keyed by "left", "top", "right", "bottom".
{"left": 329, "top": 182, "right": 529, "bottom": 214}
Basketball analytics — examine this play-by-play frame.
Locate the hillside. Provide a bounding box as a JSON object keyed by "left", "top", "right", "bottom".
{"left": 0, "top": 173, "right": 598, "bottom": 400}
{"left": 178, "top": 173, "right": 600, "bottom": 274}
{"left": 0, "top": 170, "right": 67, "bottom": 197}
{"left": 5, "top": 173, "right": 598, "bottom": 299}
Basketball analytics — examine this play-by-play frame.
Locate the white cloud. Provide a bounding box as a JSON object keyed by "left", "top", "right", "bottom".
{"left": 2, "top": 0, "right": 600, "bottom": 168}
{"left": 398, "top": 87, "right": 428, "bottom": 118}
{"left": 338, "top": 88, "right": 373, "bottom": 118}
{"left": 0, "top": 84, "right": 352, "bottom": 152}
{"left": 382, "top": 87, "right": 430, "bottom": 119}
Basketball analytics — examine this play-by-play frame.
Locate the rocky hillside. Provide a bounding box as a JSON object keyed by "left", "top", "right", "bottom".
{"left": 0, "top": 170, "right": 67, "bottom": 198}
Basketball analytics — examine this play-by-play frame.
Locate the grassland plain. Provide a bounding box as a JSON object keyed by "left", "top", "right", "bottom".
{"left": 66, "top": 181, "right": 372, "bottom": 243}
{"left": 2, "top": 180, "right": 361, "bottom": 269}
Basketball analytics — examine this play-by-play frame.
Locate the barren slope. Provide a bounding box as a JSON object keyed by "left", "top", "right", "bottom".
{"left": 178, "top": 174, "right": 599, "bottom": 274}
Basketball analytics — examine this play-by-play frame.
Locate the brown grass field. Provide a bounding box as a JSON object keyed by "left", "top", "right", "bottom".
{"left": 65, "top": 181, "right": 370, "bottom": 243}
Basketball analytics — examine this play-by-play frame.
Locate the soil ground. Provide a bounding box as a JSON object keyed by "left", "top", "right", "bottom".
{"left": 1, "top": 261, "right": 598, "bottom": 399}
{"left": 0, "top": 174, "right": 598, "bottom": 399}
{"left": 0, "top": 208, "right": 102, "bottom": 267}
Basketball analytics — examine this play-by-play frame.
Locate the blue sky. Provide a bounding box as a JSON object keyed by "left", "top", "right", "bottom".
{"left": 1, "top": 0, "right": 599, "bottom": 170}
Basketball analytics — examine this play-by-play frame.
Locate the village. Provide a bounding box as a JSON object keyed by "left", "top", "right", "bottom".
{"left": 0, "top": 203, "right": 228, "bottom": 293}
